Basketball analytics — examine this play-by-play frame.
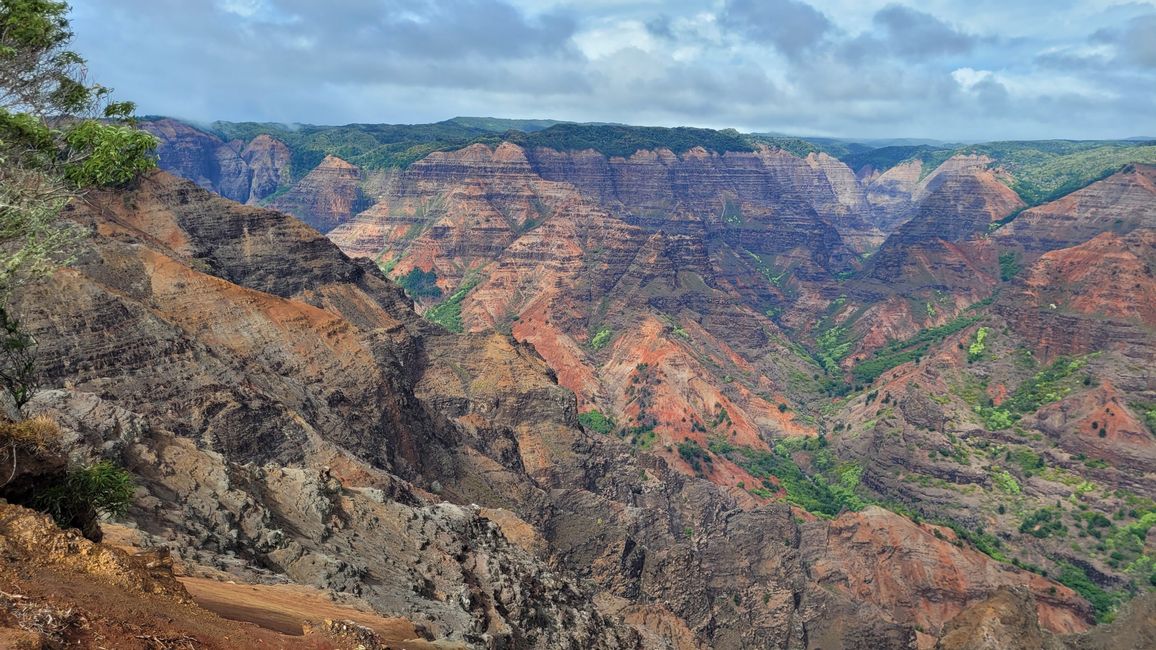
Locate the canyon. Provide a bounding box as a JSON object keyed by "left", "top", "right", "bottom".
{"left": 4, "top": 119, "right": 1155, "bottom": 649}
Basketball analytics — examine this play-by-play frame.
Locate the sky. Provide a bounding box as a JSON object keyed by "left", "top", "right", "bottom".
{"left": 70, "top": 0, "right": 1156, "bottom": 140}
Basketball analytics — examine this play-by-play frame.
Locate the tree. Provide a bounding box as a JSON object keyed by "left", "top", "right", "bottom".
{"left": 0, "top": 1, "right": 155, "bottom": 411}
{"left": 0, "top": 0, "right": 157, "bottom": 299}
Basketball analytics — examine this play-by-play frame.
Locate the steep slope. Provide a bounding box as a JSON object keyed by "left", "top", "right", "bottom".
{"left": 141, "top": 118, "right": 292, "bottom": 205}
{"left": 0, "top": 502, "right": 435, "bottom": 649}
{"left": 996, "top": 163, "right": 1156, "bottom": 255}
{"left": 329, "top": 143, "right": 835, "bottom": 481}
{"left": 9, "top": 172, "right": 1096, "bottom": 649}
{"left": 268, "top": 155, "right": 370, "bottom": 232}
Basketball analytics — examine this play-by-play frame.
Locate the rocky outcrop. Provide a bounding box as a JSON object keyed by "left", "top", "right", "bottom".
{"left": 995, "top": 229, "right": 1156, "bottom": 361}
{"left": 996, "top": 163, "right": 1156, "bottom": 254}
{"left": 140, "top": 118, "right": 291, "bottom": 205}
{"left": 241, "top": 133, "right": 292, "bottom": 201}
{"left": 268, "top": 155, "right": 368, "bottom": 233}
{"left": 935, "top": 587, "right": 1064, "bottom": 650}
{"left": 11, "top": 172, "right": 1099, "bottom": 649}
{"left": 804, "top": 507, "right": 1091, "bottom": 640}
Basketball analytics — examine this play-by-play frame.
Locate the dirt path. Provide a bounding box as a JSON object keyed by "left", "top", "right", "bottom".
{"left": 180, "top": 577, "right": 457, "bottom": 649}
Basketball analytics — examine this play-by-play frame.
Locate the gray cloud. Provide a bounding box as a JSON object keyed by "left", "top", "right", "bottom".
{"left": 66, "top": 0, "right": 1156, "bottom": 140}
{"left": 718, "top": 0, "right": 833, "bottom": 58}
{"left": 872, "top": 4, "right": 975, "bottom": 59}
{"left": 1102, "top": 13, "right": 1156, "bottom": 69}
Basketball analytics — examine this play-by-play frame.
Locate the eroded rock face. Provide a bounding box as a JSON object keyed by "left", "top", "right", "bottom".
{"left": 934, "top": 587, "right": 1064, "bottom": 650}
{"left": 269, "top": 155, "right": 369, "bottom": 233}
{"left": 141, "top": 118, "right": 291, "bottom": 205}
{"left": 804, "top": 508, "right": 1090, "bottom": 639}
{"left": 996, "top": 164, "right": 1156, "bottom": 255}
{"left": 996, "top": 229, "right": 1156, "bottom": 361}
{"left": 13, "top": 172, "right": 1097, "bottom": 649}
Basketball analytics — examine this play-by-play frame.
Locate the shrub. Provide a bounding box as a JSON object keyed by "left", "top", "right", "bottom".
{"left": 577, "top": 410, "right": 615, "bottom": 435}
{"left": 968, "top": 327, "right": 988, "bottom": 362}
{"left": 33, "top": 461, "right": 135, "bottom": 534}
{"left": 589, "top": 327, "right": 612, "bottom": 350}
{"left": 1019, "top": 508, "right": 1067, "bottom": 538}
{"left": 999, "top": 251, "right": 1020, "bottom": 281}
{"left": 1056, "top": 562, "right": 1118, "bottom": 622}
{"left": 991, "top": 468, "right": 1021, "bottom": 495}
{"left": 0, "top": 307, "right": 38, "bottom": 410}
{"left": 397, "top": 268, "right": 441, "bottom": 299}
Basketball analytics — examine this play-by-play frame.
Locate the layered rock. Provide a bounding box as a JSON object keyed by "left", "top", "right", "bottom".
{"left": 268, "top": 154, "right": 369, "bottom": 233}
{"left": 11, "top": 172, "right": 1098, "bottom": 648}
{"left": 141, "top": 118, "right": 291, "bottom": 205}
{"left": 996, "top": 163, "right": 1156, "bottom": 254}
{"left": 995, "top": 229, "right": 1156, "bottom": 361}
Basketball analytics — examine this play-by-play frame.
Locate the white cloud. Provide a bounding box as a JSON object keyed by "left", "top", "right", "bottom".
{"left": 952, "top": 67, "right": 994, "bottom": 90}
{"left": 70, "top": 0, "right": 1156, "bottom": 139}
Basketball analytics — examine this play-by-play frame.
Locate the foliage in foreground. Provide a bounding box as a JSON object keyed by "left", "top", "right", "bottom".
{"left": 0, "top": 0, "right": 157, "bottom": 297}
{"left": 32, "top": 460, "right": 134, "bottom": 532}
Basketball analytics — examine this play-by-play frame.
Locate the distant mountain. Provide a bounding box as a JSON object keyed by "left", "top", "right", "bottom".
{"left": 441, "top": 116, "right": 568, "bottom": 132}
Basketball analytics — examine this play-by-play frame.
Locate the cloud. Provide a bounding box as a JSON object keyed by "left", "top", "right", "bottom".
{"left": 1097, "top": 12, "right": 1156, "bottom": 68}
{"left": 872, "top": 4, "right": 975, "bottom": 59}
{"left": 66, "top": 0, "right": 1156, "bottom": 140}
{"left": 718, "top": 0, "right": 833, "bottom": 58}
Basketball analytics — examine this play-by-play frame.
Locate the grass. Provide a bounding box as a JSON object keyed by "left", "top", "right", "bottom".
{"left": 589, "top": 327, "right": 612, "bottom": 350}
{"left": 1056, "top": 561, "right": 1119, "bottom": 622}
{"left": 425, "top": 275, "right": 482, "bottom": 333}
{"left": 0, "top": 415, "right": 61, "bottom": 453}
{"left": 578, "top": 410, "right": 615, "bottom": 435}
{"left": 850, "top": 308, "right": 986, "bottom": 385}
{"left": 709, "top": 437, "right": 865, "bottom": 517}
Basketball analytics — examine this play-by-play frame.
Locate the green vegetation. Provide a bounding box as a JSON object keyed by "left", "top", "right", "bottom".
{"left": 748, "top": 134, "right": 822, "bottom": 158}
{"left": 866, "top": 140, "right": 1156, "bottom": 206}
{"left": 0, "top": 0, "right": 156, "bottom": 297}
{"left": 578, "top": 410, "right": 615, "bottom": 435}
{"left": 991, "top": 468, "right": 1022, "bottom": 495}
{"left": 1019, "top": 508, "right": 1067, "bottom": 538}
{"left": 709, "top": 437, "right": 865, "bottom": 517}
{"left": 816, "top": 326, "right": 853, "bottom": 374}
{"left": 589, "top": 327, "right": 612, "bottom": 350}
{"left": 204, "top": 120, "right": 766, "bottom": 177}
{"left": 968, "top": 327, "right": 988, "bottom": 362}
{"left": 999, "top": 251, "right": 1021, "bottom": 282}
{"left": 966, "top": 141, "right": 1156, "bottom": 205}
{"left": 396, "top": 268, "right": 441, "bottom": 299}
{"left": 0, "top": 306, "right": 37, "bottom": 410}
{"left": 850, "top": 308, "right": 985, "bottom": 385}
{"left": 1133, "top": 402, "right": 1156, "bottom": 434}
{"left": 376, "top": 255, "right": 398, "bottom": 276}
{"left": 425, "top": 275, "right": 481, "bottom": 333}
{"left": 976, "top": 405, "right": 1015, "bottom": 430}
{"left": 509, "top": 124, "right": 756, "bottom": 158}
{"left": 1056, "top": 562, "right": 1118, "bottom": 622}
{"left": 974, "top": 356, "right": 1088, "bottom": 430}
{"left": 1004, "top": 357, "right": 1087, "bottom": 413}
{"left": 33, "top": 460, "right": 135, "bottom": 532}
{"left": 839, "top": 144, "right": 946, "bottom": 173}
{"left": 1006, "top": 447, "right": 1045, "bottom": 476}
{"left": 677, "top": 439, "right": 712, "bottom": 476}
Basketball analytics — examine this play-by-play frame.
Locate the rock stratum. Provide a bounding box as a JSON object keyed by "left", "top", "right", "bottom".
{"left": 10, "top": 121, "right": 1156, "bottom": 648}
